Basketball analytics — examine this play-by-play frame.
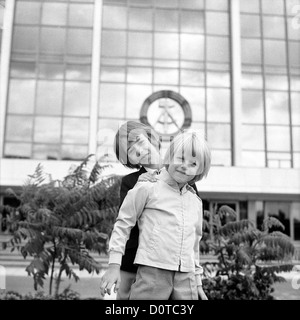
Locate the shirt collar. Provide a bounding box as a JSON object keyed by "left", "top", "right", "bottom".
{"left": 144, "top": 167, "right": 161, "bottom": 175}
{"left": 158, "top": 167, "right": 191, "bottom": 193}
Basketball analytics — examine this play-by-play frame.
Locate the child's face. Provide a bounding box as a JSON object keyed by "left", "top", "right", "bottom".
{"left": 127, "top": 134, "right": 161, "bottom": 169}
{"left": 168, "top": 151, "right": 200, "bottom": 186}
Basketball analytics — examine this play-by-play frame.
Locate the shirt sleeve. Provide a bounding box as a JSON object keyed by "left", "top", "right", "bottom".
{"left": 108, "top": 182, "right": 150, "bottom": 265}
{"left": 194, "top": 198, "right": 204, "bottom": 286}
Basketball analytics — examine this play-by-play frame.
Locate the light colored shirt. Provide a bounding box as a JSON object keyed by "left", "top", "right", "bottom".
{"left": 109, "top": 167, "right": 204, "bottom": 285}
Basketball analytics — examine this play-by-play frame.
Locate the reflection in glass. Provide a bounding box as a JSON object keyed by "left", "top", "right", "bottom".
{"left": 294, "top": 153, "right": 300, "bottom": 168}
{"left": 263, "top": 16, "right": 285, "bottom": 39}
{"left": 207, "top": 36, "right": 229, "bottom": 62}
{"left": 207, "top": 123, "right": 231, "bottom": 149}
{"left": 34, "top": 117, "right": 61, "bottom": 143}
{"left": 129, "top": 8, "right": 153, "bottom": 30}
{"left": 265, "top": 91, "right": 289, "bottom": 124}
{"left": 66, "top": 64, "right": 91, "bottom": 80}
{"left": 242, "top": 125, "right": 265, "bottom": 150}
{"left": 206, "top": 0, "right": 228, "bottom": 11}
{"left": 267, "top": 126, "right": 291, "bottom": 152}
{"left": 289, "top": 42, "right": 300, "bottom": 67}
{"left": 290, "top": 76, "right": 300, "bottom": 91}
{"left": 39, "top": 63, "right": 64, "bottom": 79}
{"left": 127, "top": 67, "right": 152, "bottom": 83}
{"left": 241, "top": 39, "right": 261, "bottom": 64}
{"left": 207, "top": 88, "right": 230, "bottom": 122}
{"left": 240, "top": 14, "right": 261, "bottom": 37}
{"left": 242, "top": 90, "right": 264, "bottom": 123}
{"left": 265, "top": 74, "right": 288, "bottom": 90}
{"left": 8, "top": 80, "right": 35, "bottom": 114}
{"left": 264, "top": 40, "right": 286, "bottom": 66}
{"left": 181, "top": 11, "right": 204, "bottom": 33}
{"left": 128, "top": 32, "right": 152, "bottom": 58}
{"left": 242, "top": 151, "right": 265, "bottom": 167}
{"left": 291, "top": 93, "right": 300, "bottom": 125}
{"left": 33, "top": 144, "right": 60, "bottom": 160}
{"left": 61, "top": 144, "right": 88, "bottom": 160}
{"left": 99, "top": 84, "right": 125, "bottom": 118}
{"left": 242, "top": 73, "right": 263, "bottom": 89}
{"left": 103, "top": 5, "right": 127, "bottom": 29}
{"left": 10, "top": 61, "right": 36, "bottom": 78}
{"left": 42, "top": 3, "right": 67, "bottom": 26}
{"left": 240, "top": 0, "right": 260, "bottom": 13}
{"left": 13, "top": 26, "right": 39, "bottom": 52}
{"left": 180, "top": 87, "right": 205, "bottom": 122}
{"left": 126, "top": 84, "right": 152, "bottom": 118}
{"left": 181, "top": 0, "right": 204, "bottom": 9}
{"left": 207, "top": 71, "right": 230, "bottom": 87}
{"left": 154, "top": 33, "right": 179, "bottom": 59}
{"left": 101, "top": 66, "right": 126, "bottom": 82}
{"left": 206, "top": 12, "right": 229, "bottom": 35}
{"left": 180, "top": 34, "right": 204, "bottom": 61}
{"left": 64, "top": 82, "right": 90, "bottom": 117}
{"left": 261, "top": 0, "right": 284, "bottom": 15}
{"left": 5, "top": 115, "right": 33, "bottom": 142}
{"left": 155, "top": 9, "right": 178, "bottom": 32}
{"left": 69, "top": 3, "right": 94, "bottom": 27}
{"left": 15, "top": 1, "right": 41, "bottom": 24}
{"left": 36, "top": 81, "right": 63, "bottom": 115}
{"left": 4, "top": 143, "right": 32, "bottom": 159}
{"left": 154, "top": 68, "right": 179, "bottom": 85}
{"left": 155, "top": 0, "right": 178, "bottom": 8}
{"left": 62, "top": 118, "right": 89, "bottom": 144}
{"left": 293, "top": 127, "right": 300, "bottom": 152}
{"left": 181, "top": 69, "right": 204, "bottom": 86}
{"left": 67, "top": 29, "right": 92, "bottom": 55}
{"left": 102, "top": 31, "right": 126, "bottom": 57}
{"left": 41, "top": 27, "right": 66, "bottom": 54}
{"left": 211, "top": 150, "right": 231, "bottom": 166}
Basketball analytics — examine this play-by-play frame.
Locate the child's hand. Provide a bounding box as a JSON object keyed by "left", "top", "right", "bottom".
{"left": 198, "top": 285, "right": 208, "bottom": 300}
{"left": 138, "top": 172, "right": 158, "bottom": 183}
{"left": 99, "top": 264, "right": 121, "bottom": 297}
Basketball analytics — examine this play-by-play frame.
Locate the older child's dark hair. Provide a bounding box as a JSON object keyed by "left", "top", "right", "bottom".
{"left": 114, "top": 121, "right": 161, "bottom": 169}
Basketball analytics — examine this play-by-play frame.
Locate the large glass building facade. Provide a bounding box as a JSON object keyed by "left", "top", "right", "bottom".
{"left": 0, "top": 0, "right": 299, "bottom": 248}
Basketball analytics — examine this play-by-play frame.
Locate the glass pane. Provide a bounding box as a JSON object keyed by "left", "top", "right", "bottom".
{"left": 181, "top": 34, "right": 204, "bottom": 61}
{"left": 240, "top": 14, "right": 261, "bottom": 37}
{"left": 15, "top": 1, "right": 41, "bottom": 24}
{"left": 264, "top": 40, "right": 286, "bottom": 66}
{"left": 206, "top": 12, "right": 229, "bottom": 35}
{"left": 207, "top": 36, "right": 229, "bottom": 62}
{"left": 64, "top": 82, "right": 90, "bottom": 117}
{"left": 127, "top": 67, "right": 152, "bottom": 83}
{"left": 33, "top": 144, "right": 60, "bottom": 160}
{"left": 66, "top": 64, "right": 91, "bottom": 80}
{"left": 206, "top": 0, "right": 228, "bottom": 11}
{"left": 181, "top": 69, "right": 204, "bottom": 86}
{"left": 180, "top": 87, "right": 205, "bottom": 122}
{"left": 154, "top": 68, "right": 179, "bottom": 85}
{"left": 128, "top": 32, "right": 152, "bottom": 58}
{"left": 10, "top": 61, "right": 36, "bottom": 78}
{"left": 4, "top": 143, "right": 31, "bottom": 159}
{"left": 101, "top": 31, "right": 126, "bottom": 57}
{"left": 61, "top": 144, "right": 88, "bottom": 161}
{"left": 265, "top": 91, "right": 289, "bottom": 124}
{"left": 99, "top": 84, "right": 125, "bottom": 118}
{"left": 8, "top": 79, "right": 35, "bottom": 114}
{"left": 12, "top": 26, "right": 38, "bottom": 52}
{"left": 267, "top": 126, "right": 291, "bottom": 152}
{"left": 62, "top": 118, "right": 89, "bottom": 144}
{"left": 40, "top": 27, "right": 66, "bottom": 54}
{"left": 155, "top": 9, "right": 179, "bottom": 32}
{"left": 207, "top": 123, "right": 231, "bottom": 149}
{"left": 5, "top": 115, "right": 33, "bottom": 142}
{"left": 265, "top": 74, "right": 288, "bottom": 90}
{"left": 242, "top": 73, "right": 263, "bottom": 89}
{"left": 291, "top": 93, "right": 300, "bottom": 125}
{"left": 211, "top": 150, "right": 231, "bottom": 166}
{"left": 287, "top": 16, "right": 300, "bottom": 40}
{"left": 36, "top": 81, "right": 63, "bottom": 115}
{"left": 154, "top": 33, "right": 179, "bottom": 59}
{"left": 181, "top": 0, "right": 204, "bottom": 9}
{"left": 34, "top": 117, "right": 61, "bottom": 143}
{"left": 130, "top": 0, "right": 153, "bottom": 6}
{"left": 69, "top": 4, "right": 94, "bottom": 27}
{"left": 242, "top": 125, "right": 265, "bottom": 150}
{"left": 286, "top": 0, "right": 300, "bottom": 15}
{"left": 39, "top": 63, "right": 64, "bottom": 79}
{"left": 261, "top": 0, "right": 284, "bottom": 14}
{"left": 154, "top": 60, "right": 179, "bottom": 68}
{"left": 155, "top": 0, "right": 179, "bottom": 8}
{"left": 42, "top": 3, "right": 67, "bottom": 26}
{"left": 290, "top": 76, "right": 300, "bottom": 91}
{"left": 181, "top": 11, "right": 204, "bottom": 33}
{"left": 129, "top": 8, "right": 153, "bottom": 30}
{"left": 293, "top": 127, "right": 300, "bottom": 151}
{"left": 207, "top": 88, "right": 230, "bottom": 122}
{"left": 102, "top": 6, "right": 127, "bottom": 29}
{"left": 67, "top": 29, "right": 92, "bottom": 55}
{"left": 207, "top": 71, "right": 230, "bottom": 87}
{"left": 289, "top": 42, "right": 300, "bottom": 67}
{"left": 294, "top": 153, "right": 300, "bottom": 168}
{"left": 241, "top": 39, "right": 261, "bottom": 64}
{"left": 242, "top": 151, "right": 265, "bottom": 167}
{"left": 126, "top": 84, "right": 152, "bottom": 118}
{"left": 101, "top": 66, "right": 126, "bottom": 82}
{"left": 240, "top": 0, "right": 260, "bottom": 13}
{"left": 263, "top": 16, "right": 285, "bottom": 39}
{"left": 242, "top": 90, "right": 264, "bottom": 123}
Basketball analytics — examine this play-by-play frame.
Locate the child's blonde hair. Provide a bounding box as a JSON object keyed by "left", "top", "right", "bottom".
{"left": 163, "top": 129, "right": 211, "bottom": 184}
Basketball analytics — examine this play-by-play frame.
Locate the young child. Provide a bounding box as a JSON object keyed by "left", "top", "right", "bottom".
{"left": 113, "top": 121, "right": 163, "bottom": 300}
{"left": 100, "top": 130, "right": 211, "bottom": 300}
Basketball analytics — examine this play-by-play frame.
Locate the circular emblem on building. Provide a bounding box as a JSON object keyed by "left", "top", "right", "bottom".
{"left": 140, "top": 90, "right": 192, "bottom": 137}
